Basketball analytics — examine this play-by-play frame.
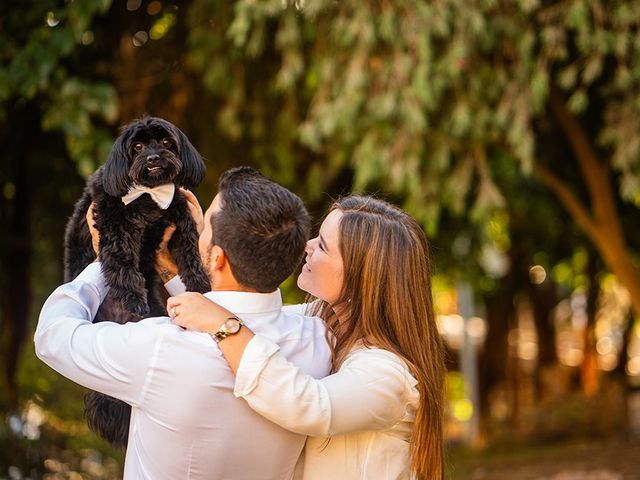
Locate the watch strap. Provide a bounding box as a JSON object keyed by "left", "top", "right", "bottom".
{"left": 210, "top": 316, "right": 244, "bottom": 343}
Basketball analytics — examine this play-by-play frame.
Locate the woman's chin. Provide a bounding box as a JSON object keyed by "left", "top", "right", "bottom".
{"left": 297, "top": 272, "right": 317, "bottom": 298}
{"left": 296, "top": 272, "right": 308, "bottom": 292}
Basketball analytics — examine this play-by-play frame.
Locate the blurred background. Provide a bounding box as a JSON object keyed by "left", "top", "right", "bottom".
{"left": 1, "top": 1, "right": 640, "bottom": 478}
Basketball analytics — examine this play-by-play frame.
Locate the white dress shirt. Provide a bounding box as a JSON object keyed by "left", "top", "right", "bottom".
{"left": 35, "top": 263, "right": 332, "bottom": 480}
{"left": 234, "top": 335, "right": 420, "bottom": 480}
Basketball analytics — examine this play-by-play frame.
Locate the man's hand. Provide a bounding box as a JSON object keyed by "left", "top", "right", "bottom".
{"left": 180, "top": 188, "right": 204, "bottom": 234}
{"left": 85, "top": 203, "right": 100, "bottom": 261}
{"left": 156, "top": 224, "right": 179, "bottom": 283}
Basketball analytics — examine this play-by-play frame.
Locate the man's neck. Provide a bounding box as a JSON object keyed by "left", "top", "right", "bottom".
{"left": 211, "top": 284, "right": 256, "bottom": 293}
{"left": 209, "top": 272, "right": 257, "bottom": 293}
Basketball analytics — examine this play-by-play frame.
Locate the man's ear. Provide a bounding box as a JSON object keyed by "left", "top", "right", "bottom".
{"left": 210, "top": 245, "right": 226, "bottom": 271}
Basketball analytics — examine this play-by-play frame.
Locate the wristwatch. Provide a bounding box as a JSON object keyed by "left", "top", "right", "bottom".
{"left": 210, "top": 316, "right": 244, "bottom": 343}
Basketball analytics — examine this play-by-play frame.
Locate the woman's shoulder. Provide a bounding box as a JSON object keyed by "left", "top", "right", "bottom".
{"left": 342, "top": 346, "right": 420, "bottom": 409}
{"left": 344, "top": 346, "right": 418, "bottom": 383}
{"left": 344, "top": 345, "right": 403, "bottom": 363}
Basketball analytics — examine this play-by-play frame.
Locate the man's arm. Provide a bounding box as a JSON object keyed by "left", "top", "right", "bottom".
{"left": 155, "top": 187, "right": 203, "bottom": 296}
{"left": 155, "top": 224, "right": 188, "bottom": 296}
{"left": 34, "top": 262, "right": 161, "bottom": 406}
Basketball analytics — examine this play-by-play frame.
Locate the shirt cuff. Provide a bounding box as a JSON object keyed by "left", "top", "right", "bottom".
{"left": 75, "top": 262, "right": 110, "bottom": 303}
{"left": 165, "top": 275, "right": 186, "bottom": 296}
{"left": 234, "top": 334, "right": 281, "bottom": 398}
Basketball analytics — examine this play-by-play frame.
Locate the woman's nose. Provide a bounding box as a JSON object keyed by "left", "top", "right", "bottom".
{"left": 305, "top": 238, "right": 316, "bottom": 253}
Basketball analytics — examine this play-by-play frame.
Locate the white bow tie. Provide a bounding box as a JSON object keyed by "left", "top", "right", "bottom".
{"left": 121, "top": 184, "right": 176, "bottom": 210}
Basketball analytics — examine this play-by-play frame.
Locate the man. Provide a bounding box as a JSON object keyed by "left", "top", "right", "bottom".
{"left": 35, "top": 167, "right": 332, "bottom": 479}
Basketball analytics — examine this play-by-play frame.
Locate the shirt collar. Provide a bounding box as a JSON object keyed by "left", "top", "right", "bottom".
{"left": 203, "top": 289, "right": 283, "bottom": 315}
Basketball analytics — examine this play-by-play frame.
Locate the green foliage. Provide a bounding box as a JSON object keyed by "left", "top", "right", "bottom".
{"left": 2, "top": 1, "right": 640, "bottom": 471}
{"left": 184, "top": 0, "right": 640, "bottom": 226}
{"left": 42, "top": 79, "right": 118, "bottom": 176}
{"left": 0, "top": 0, "right": 117, "bottom": 177}
{"left": 4, "top": 0, "right": 640, "bottom": 225}
{"left": 552, "top": 247, "right": 591, "bottom": 291}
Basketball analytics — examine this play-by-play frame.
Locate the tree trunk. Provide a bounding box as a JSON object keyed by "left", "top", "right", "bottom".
{"left": 528, "top": 276, "right": 558, "bottom": 401}
{"left": 478, "top": 248, "right": 521, "bottom": 434}
{"left": 581, "top": 253, "right": 600, "bottom": 396}
{"left": 533, "top": 87, "right": 640, "bottom": 319}
{"left": 479, "top": 291, "right": 513, "bottom": 429}
{"left": 0, "top": 104, "right": 33, "bottom": 409}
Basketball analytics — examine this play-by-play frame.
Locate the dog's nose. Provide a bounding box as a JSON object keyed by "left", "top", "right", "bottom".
{"left": 146, "top": 154, "right": 160, "bottom": 162}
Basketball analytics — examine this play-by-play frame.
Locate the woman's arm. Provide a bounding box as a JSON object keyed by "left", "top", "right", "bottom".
{"left": 167, "top": 293, "right": 415, "bottom": 436}
{"left": 235, "top": 342, "right": 415, "bottom": 436}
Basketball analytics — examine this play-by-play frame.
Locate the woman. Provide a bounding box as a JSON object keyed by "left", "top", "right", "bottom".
{"left": 168, "top": 195, "right": 446, "bottom": 480}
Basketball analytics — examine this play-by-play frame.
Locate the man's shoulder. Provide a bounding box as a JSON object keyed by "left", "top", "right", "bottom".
{"left": 273, "top": 307, "right": 332, "bottom": 378}
{"left": 137, "top": 316, "right": 172, "bottom": 327}
{"left": 279, "top": 305, "right": 326, "bottom": 339}
{"left": 101, "top": 316, "right": 181, "bottom": 341}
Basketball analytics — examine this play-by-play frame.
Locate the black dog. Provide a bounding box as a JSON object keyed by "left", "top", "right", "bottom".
{"left": 64, "top": 116, "right": 210, "bottom": 448}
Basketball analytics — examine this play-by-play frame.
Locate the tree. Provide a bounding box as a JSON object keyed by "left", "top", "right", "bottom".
{"left": 0, "top": 2, "right": 638, "bottom": 468}
{"left": 0, "top": 0, "right": 117, "bottom": 407}
{"left": 188, "top": 0, "right": 640, "bottom": 317}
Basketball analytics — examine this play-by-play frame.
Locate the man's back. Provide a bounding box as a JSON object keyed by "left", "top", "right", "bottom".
{"left": 35, "top": 264, "right": 331, "bottom": 479}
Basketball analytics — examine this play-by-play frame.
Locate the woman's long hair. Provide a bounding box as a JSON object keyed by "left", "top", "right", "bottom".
{"left": 309, "top": 195, "right": 446, "bottom": 480}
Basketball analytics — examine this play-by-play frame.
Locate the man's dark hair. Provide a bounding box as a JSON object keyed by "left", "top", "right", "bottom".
{"left": 212, "top": 166, "right": 310, "bottom": 292}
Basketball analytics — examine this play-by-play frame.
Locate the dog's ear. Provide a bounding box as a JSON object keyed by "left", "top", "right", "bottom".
{"left": 174, "top": 127, "right": 206, "bottom": 188}
{"left": 103, "top": 127, "right": 134, "bottom": 197}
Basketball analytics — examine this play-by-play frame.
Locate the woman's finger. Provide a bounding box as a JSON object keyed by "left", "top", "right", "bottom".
{"left": 167, "top": 296, "right": 180, "bottom": 310}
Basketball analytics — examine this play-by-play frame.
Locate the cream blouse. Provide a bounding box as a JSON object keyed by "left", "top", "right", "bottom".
{"left": 234, "top": 335, "right": 420, "bottom": 480}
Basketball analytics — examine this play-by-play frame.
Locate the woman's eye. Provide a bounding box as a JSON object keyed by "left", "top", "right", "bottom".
{"left": 162, "top": 138, "right": 173, "bottom": 148}
{"left": 133, "top": 143, "right": 144, "bottom": 152}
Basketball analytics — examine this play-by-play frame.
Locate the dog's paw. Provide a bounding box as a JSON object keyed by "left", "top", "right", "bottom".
{"left": 182, "top": 272, "right": 211, "bottom": 294}
{"left": 121, "top": 293, "right": 149, "bottom": 318}
{"left": 129, "top": 302, "right": 149, "bottom": 318}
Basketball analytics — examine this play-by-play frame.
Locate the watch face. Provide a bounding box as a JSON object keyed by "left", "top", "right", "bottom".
{"left": 224, "top": 318, "right": 241, "bottom": 334}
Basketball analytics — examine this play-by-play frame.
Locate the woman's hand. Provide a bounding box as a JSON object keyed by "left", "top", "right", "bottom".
{"left": 168, "top": 291, "right": 255, "bottom": 373}
{"left": 167, "top": 292, "right": 233, "bottom": 333}
{"left": 85, "top": 203, "right": 100, "bottom": 261}
{"left": 180, "top": 188, "right": 204, "bottom": 234}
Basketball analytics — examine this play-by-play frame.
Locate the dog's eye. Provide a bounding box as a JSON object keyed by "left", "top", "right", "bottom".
{"left": 162, "top": 138, "right": 173, "bottom": 148}
{"left": 133, "top": 143, "right": 144, "bottom": 152}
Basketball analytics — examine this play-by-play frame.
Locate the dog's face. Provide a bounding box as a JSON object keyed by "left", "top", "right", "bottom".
{"left": 128, "top": 123, "right": 181, "bottom": 187}
{"left": 102, "top": 116, "right": 206, "bottom": 197}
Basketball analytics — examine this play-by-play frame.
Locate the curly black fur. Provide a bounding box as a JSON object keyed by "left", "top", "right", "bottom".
{"left": 64, "top": 116, "right": 210, "bottom": 448}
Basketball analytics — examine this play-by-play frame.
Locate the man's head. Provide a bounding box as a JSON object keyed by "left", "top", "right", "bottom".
{"left": 199, "top": 167, "right": 310, "bottom": 293}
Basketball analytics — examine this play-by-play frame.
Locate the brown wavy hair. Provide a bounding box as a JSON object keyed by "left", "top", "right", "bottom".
{"left": 309, "top": 195, "right": 445, "bottom": 480}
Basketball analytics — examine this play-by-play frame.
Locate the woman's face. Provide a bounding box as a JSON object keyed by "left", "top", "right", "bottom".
{"left": 297, "top": 209, "right": 344, "bottom": 305}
